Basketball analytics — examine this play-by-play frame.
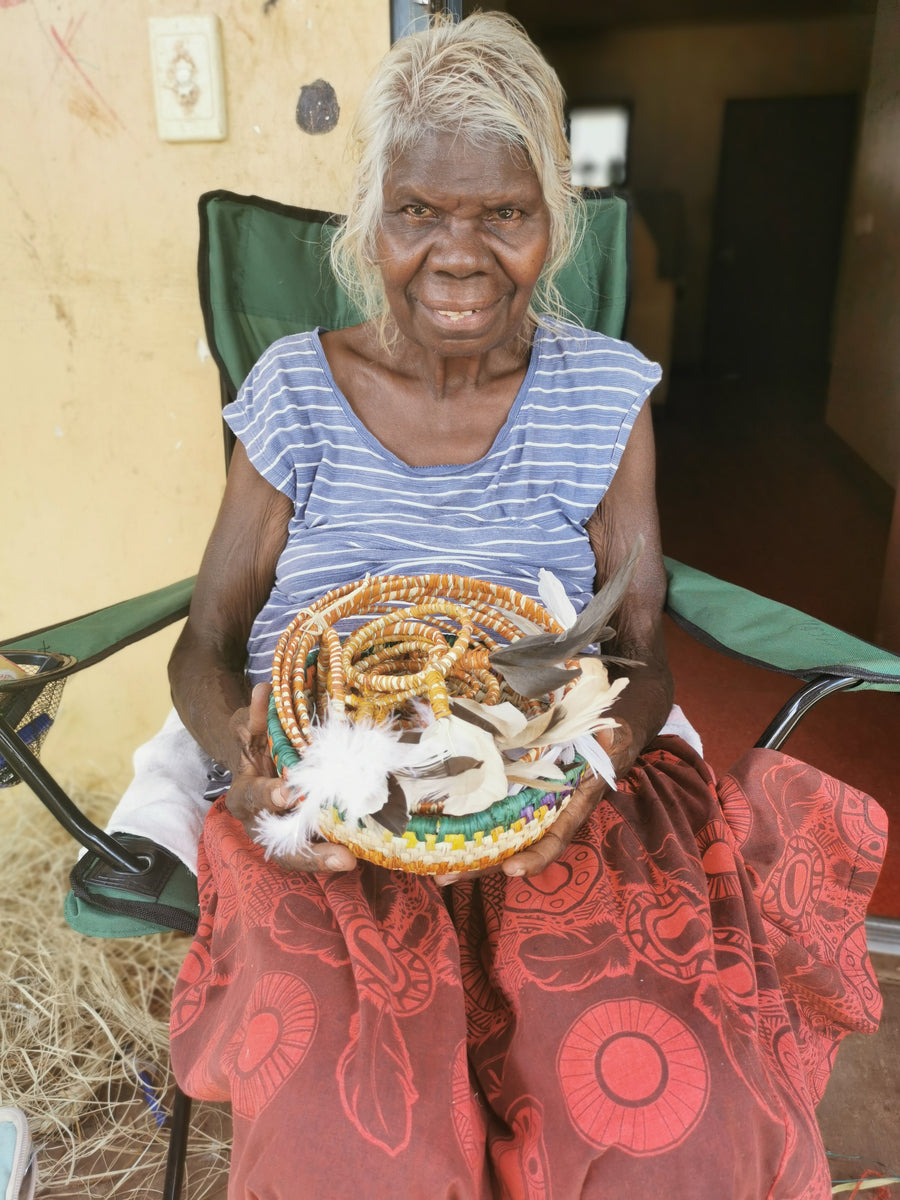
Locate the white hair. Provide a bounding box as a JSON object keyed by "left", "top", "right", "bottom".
{"left": 330, "top": 11, "right": 584, "bottom": 336}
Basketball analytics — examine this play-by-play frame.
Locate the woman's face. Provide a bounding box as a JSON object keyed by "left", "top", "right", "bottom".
{"left": 376, "top": 131, "right": 551, "bottom": 359}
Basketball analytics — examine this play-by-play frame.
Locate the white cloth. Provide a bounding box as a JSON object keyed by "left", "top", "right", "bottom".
{"left": 104, "top": 703, "right": 704, "bottom": 876}
{"left": 105, "top": 708, "right": 213, "bottom": 876}
{"left": 659, "top": 703, "right": 704, "bottom": 757}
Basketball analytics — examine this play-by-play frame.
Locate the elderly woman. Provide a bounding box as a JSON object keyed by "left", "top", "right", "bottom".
{"left": 168, "top": 13, "right": 884, "bottom": 1199}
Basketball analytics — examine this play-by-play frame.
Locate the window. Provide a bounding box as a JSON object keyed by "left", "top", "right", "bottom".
{"left": 569, "top": 106, "right": 631, "bottom": 189}
{"left": 391, "top": 0, "right": 461, "bottom": 43}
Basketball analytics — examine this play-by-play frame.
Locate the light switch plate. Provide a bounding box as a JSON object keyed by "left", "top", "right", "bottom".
{"left": 149, "top": 15, "right": 227, "bottom": 142}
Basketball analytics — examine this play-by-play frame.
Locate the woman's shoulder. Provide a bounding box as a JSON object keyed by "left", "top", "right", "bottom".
{"left": 539, "top": 319, "right": 659, "bottom": 366}
{"left": 252, "top": 327, "right": 326, "bottom": 376}
{"left": 534, "top": 319, "right": 662, "bottom": 396}
{"left": 226, "top": 328, "right": 334, "bottom": 436}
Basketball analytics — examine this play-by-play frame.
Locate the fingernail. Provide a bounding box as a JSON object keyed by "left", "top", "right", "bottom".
{"left": 325, "top": 854, "right": 347, "bottom": 871}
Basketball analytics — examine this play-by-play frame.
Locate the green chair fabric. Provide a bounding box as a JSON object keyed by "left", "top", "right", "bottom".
{"left": 664, "top": 558, "right": 900, "bottom": 690}
{"left": 200, "top": 194, "right": 365, "bottom": 396}
{"left": 1, "top": 580, "right": 195, "bottom": 939}
{"left": 0, "top": 577, "right": 195, "bottom": 685}
{"left": 64, "top": 857, "right": 200, "bottom": 938}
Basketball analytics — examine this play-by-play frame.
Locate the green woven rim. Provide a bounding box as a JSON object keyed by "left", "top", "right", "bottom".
{"left": 266, "top": 676, "right": 588, "bottom": 843}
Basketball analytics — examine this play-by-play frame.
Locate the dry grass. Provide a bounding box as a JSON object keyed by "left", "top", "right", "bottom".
{"left": 0, "top": 779, "right": 230, "bottom": 1198}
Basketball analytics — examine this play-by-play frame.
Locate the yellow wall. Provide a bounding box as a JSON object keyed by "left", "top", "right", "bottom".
{"left": 3, "top": 0, "right": 388, "bottom": 794}
{"left": 547, "top": 16, "right": 874, "bottom": 367}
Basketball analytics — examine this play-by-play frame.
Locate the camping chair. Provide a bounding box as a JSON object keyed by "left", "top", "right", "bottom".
{"left": 2, "top": 188, "right": 900, "bottom": 1200}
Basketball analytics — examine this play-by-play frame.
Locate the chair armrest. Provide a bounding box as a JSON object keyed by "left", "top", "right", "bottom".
{"left": 664, "top": 557, "right": 900, "bottom": 690}
{"left": 1, "top": 576, "right": 196, "bottom": 687}
{"left": 65, "top": 835, "right": 199, "bottom": 938}
{"left": 0, "top": 579, "right": 196, "bottom": 873}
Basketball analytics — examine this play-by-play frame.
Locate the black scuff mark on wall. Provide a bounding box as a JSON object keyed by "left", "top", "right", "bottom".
{"left": 263, "top": 0, "right": 280, "bottom": 13}
{"left": 296, "top": 80, "right": 340, "bottom": 135}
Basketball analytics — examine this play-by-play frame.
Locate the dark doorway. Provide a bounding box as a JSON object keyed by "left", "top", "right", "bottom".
{"left": 704, "top": 94, "right": 858, "bottom": 392}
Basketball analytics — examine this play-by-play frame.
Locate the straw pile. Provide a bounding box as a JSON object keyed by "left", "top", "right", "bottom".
{"left": 0, "top": 780, "right": 229, "bottom": 1198}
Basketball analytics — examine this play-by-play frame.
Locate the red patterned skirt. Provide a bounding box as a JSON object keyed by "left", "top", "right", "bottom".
{"left": 170, "top": 738, "right": 886, "bottom": 1199}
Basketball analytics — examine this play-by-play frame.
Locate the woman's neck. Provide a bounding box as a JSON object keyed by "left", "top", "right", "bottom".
{"left": 320, "top": 321, "right": 538, "bottom": 467}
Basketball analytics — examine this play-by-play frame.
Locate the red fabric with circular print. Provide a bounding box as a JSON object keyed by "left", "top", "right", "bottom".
{"left": 220, "top": 971, "right": 318, "bottom": 1119}
{"left": 169, "top": 739, "right": 886, "bottom": 1200}
{"left": 558, "top": 999, "right": 709, "bottom": 1154}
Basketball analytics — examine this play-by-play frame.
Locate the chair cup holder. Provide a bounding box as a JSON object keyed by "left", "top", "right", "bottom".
{"left": 0, "top": 651, "right": 76, "bottom": 787}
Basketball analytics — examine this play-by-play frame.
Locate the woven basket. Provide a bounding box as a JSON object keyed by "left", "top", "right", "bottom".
{"left": 266, "top": 573, "right": 589, "bottom": 874}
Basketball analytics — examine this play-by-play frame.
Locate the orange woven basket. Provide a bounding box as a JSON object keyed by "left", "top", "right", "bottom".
{"left": 266, "top": 573, "right": 590, "bottom": 874}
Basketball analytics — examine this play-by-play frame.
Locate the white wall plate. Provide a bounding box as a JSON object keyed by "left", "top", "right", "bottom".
{"left": 148, "top": 15, "right": 227, "bottom": 142}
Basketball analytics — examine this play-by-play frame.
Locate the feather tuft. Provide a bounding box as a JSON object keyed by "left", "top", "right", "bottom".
{"left": 448, "top": 697, "right": 528, "bottom": 741}
{"left": 490, "top": 536, "right": 645, "bottom": 697}
{"left": 254, "top": 716, "right": 420, "bottom": 855}
{"left": 493, "top": 657, "right": 627, "bottom": 752}
{"left": 572, "top": 733, "right": 617, "bottom": 790}
{"left": 503, "top": 754, "right": 569, "bottom": 789}
{"left": 395, "top": 715, "right": 510, "bottom": 816}
{"left": 254, "top": 804, "right": 322, "bottom": 859}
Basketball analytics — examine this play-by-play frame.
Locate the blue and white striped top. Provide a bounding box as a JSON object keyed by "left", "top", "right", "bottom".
{"left": 223, "top": 321, "right": 661, "bottom": 684}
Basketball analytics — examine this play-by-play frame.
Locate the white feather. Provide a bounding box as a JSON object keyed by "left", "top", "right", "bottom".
{"left": 254, "top": 716, "right": 419, "bottom": 855}
{"left": 503, "top": 754, "right": 569, "bottom": 789}
{"left": 571, "top": 733, "right": 618, "bottom": 790}
{"left": 448, "top": 697, "right": 528, "bottom": 741}
{"left": 406, "top": 696, "right": 435, "bottom": 728}
{"left": 500, "top": 609, "right": 549, "bottom": 638}
{"left": 538, "top": 568, "right": 578, "bottom": 630}
{"left": 287, "top": 718, "right": 405, "bottom": 814}
{"left": 494, "top": 659, "right": 627, "bottom": 752}
{"left": 255, "top": 803, "right": 323, "bottom": 858}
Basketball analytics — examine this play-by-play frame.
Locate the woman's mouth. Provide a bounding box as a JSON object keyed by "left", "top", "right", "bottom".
{"left": 437, "top": 309, "right": 479, "bottom": 321}
{"left": 415, "top": 299, "right": 502, "bottom": 339}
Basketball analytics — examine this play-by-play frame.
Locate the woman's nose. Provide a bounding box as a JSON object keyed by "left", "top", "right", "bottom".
{"left": 429, "top": 218, "right": 490, "bottom": 275}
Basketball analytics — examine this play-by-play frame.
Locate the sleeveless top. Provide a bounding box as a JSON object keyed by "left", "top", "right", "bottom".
{"left": 223, "top": 321, "right": 661, "bottom": 684}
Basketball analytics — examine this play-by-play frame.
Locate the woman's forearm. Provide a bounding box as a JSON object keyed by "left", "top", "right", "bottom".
{"left": 167, "top": 442, "right": 293, "bottom": 772}
{"left": 605, "top": 654, "right": 674, "bottom": 776}
{"left": 168, "top": 624, "right": 253, "bottom": 773}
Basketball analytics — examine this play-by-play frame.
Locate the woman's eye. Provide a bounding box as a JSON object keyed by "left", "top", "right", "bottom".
{"left": 494, "top": 207, "right": 522, "bottom": 221}
{"left": 403, "top": 203, "right": 432, "bottom": 218}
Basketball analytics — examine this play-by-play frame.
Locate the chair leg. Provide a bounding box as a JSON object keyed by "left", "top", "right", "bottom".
{"left": 0, "top": 713, "right": 146, "bottom": 873}
{"left": 754, "top": 674, "right": 858, "bottom": 751}
{"left": 162, "top": 1083, "right": 192, "bottom": 1200}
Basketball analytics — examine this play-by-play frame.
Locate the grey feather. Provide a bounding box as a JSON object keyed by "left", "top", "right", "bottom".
{"left": 489, "top": 535, "right": 645, "bottom": 698}
{"left": 489, "top": 661, "right": 582, "bottom": 698}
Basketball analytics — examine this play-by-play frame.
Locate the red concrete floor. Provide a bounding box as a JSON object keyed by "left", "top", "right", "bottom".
{"left": 652, "top": 374, "right": 900, "bottom": 917}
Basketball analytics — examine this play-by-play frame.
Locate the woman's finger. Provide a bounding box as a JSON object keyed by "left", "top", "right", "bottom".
{"left": 596, "top": 718, "right": 636, "bottom": 779}
{"left": 225, "top": 773, "right": 291, "bottom": 823}
{"left": 247, "top": 681, "right": 273, "bottom": 740}
{"left": 500, "top": 778, "right": 606, "bottom": 879}
{"left": 437, "top": 773, "right": 611, "bottom": 885}
{"left": 434, "top": 862, "right": 503, "bottom": 887}
{"left": 225, "top": 773, "right": 358, "bottom": 875}
{"left": 271, "top": 840, "right": 358, "bottom": 874}
{"left": 231, "top": 684, "right": 278, "bottom": 779}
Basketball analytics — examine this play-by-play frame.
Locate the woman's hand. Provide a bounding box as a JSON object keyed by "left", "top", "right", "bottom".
{"left": 225, "top": 682, "right": 358, "bottom": 875}
{"left": 434, "top": 720, "right": 634, "bottom": 886}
